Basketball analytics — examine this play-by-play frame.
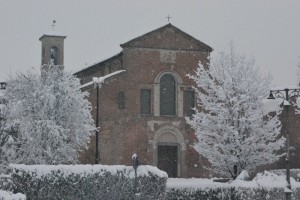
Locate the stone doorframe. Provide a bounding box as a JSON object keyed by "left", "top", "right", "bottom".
{"left": 153, "top": 125, "right": 186, "bottom": 177}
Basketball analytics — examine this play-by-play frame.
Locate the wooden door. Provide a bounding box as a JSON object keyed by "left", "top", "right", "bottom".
{"left": 157, "top": 145, "right": 178, "bottom": 178}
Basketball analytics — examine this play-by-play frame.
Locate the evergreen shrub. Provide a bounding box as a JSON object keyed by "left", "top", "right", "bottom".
{"left": 166, "top": 187, "right": 287, "bottom": 200}
{"left": 9, "top": 164, "right": 167, "bottom": 200}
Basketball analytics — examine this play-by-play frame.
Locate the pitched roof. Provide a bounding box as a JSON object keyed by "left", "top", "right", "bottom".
{"left": 74, "top": 24, "right": 212, "bottom": 76}
{"left": 120, "top": 23, "right": 212, "bottom": 52}
{"left": 74, "top": 52, "right": 123, "bottom": 76}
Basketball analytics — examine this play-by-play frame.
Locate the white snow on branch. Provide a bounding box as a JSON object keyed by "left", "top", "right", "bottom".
{"left": 187, "top": 46, "right": 285, "bottom": 178}
{"left": 79, "top": 70, "right": 125, "bottom": 89}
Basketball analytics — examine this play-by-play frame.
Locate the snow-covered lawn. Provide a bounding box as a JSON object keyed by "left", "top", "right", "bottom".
{"left": 166, "top": 172, "right": 300, "bottom": 200}
{"left": 167, "top": 171, "right": 300, "bottom": 189}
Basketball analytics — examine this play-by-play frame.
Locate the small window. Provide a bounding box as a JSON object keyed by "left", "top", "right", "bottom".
{"left": 118, "top": 92, "right": 125, "bottom": 109}
{"left": 141, "top": 89, "right": 151, "bottom": 115}
{"left": 184, "top": 91, "right": 195, "bottom": 117}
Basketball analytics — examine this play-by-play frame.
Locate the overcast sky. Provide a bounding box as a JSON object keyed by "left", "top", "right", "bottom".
{"left": 0, "top": 0, "right": 300, "bottom": 87}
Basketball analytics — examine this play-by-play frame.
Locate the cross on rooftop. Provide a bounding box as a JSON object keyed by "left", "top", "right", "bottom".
{"left": 51, "top": 20, "right": 56, "bottom": 31}
{"left": 166, "top": 15, "right": 171, "bottom": 22}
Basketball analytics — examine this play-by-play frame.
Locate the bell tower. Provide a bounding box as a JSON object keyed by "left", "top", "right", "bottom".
{"left": 39, "top": 33, "right": 66, "bottom": 69}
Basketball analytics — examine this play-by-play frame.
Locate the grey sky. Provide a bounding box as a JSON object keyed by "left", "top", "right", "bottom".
{"left": 0, "top": 0, "right": 300, "bottom": 87}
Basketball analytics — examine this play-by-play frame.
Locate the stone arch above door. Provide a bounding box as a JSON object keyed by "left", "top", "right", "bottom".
{"left": 153, "top": 125, "right": 186, "bottom": 177}
{"left": 153, "top": 125, "right": 185, "bottom": 149}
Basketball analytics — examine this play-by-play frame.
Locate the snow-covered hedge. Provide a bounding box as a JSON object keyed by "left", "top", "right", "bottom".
{"left": 166, "top": 186, "right": 286, "bottom": 200}
{"left": 0, "top": 190, "right": 26, "bottom": 200}
{"left": 9, "top": 164, "right": 167, "bottom": 200}
{"left": 166, "top": 171, "right": 300, "bottom": 200}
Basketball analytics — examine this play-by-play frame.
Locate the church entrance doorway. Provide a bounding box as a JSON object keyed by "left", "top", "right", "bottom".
{"left": 157, "top": 144, "right": 178, "bottom": 178}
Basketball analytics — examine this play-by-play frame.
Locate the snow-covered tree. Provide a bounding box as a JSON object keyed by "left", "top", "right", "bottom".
{"left": 0, "top": 67, "right": 95, "bottom": 170}
{"left": 0, "top": 85, "right": 15, "bottom": 172}
{"left": 187, "top": 46, "right": 285, "bottom": 179}
{"left": 297, "top": 57, "right": 300, "bottom": 86}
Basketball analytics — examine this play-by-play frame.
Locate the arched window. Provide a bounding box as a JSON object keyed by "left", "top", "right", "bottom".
{"left": 118, "top": 92, "right": 125, "bottom": 109}
{"left": 50, "top": 46, "right": 58, "bottom": 65}
{"left": 160, "top": 74, "right": 176, "bottom": 116}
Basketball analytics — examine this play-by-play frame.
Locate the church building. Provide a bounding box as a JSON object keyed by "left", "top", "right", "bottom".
{"left": 37, "top": 23, "right": 300, "bottom": 179}
{"left": 39, "top": 23, "right": 300, "bottom": 179}
{"left": 74, "top": 24, "right": 213, "bottom": 178}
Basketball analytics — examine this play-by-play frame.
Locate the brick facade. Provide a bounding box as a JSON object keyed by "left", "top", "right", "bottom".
{"left": 75, "top": 24, "right": 213, "bottom": 178}
{"left": 57, "top": 23, "right": 300, "bottom": 178}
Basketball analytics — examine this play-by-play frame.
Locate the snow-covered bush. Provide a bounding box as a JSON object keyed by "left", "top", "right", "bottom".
{"left": 187, "top": 45, "right": 285, "bottom": 178}
{"left": 0, "top": 190, "right": 26, "bottom": 200}
{"left": 9, "top": 164, "right": 167, "bottom": 200}
{"left": 166, "top": 187, "right": 285, "bottom": 200}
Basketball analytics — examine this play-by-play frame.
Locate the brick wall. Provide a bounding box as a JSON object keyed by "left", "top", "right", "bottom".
{"left": 76, "top": 24, "right": 212, "bottom": 178}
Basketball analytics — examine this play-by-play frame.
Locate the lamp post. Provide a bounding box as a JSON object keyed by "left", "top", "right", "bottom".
{"left": 79, "top": 70, "right": 125, "bottom": 164}
{"left": 267, "top": 88, "right": 300, "bottom": 200}
{"left": 132, "top": 153, "right": 139, "bottom": 200}
{"left": 94, "top": 79, "right": 100, "bottom": 164}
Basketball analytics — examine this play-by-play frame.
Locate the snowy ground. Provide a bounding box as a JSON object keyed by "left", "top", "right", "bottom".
{"left": 167, "top": 171, "right": 300, "bottom": 190}
{"left": 0, "top": 190, "right": 26, "bottom": 200}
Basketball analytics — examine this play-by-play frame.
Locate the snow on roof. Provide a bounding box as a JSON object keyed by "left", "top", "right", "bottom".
{"left": 79, "top": 70, "right": 125, "bottom": 89}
